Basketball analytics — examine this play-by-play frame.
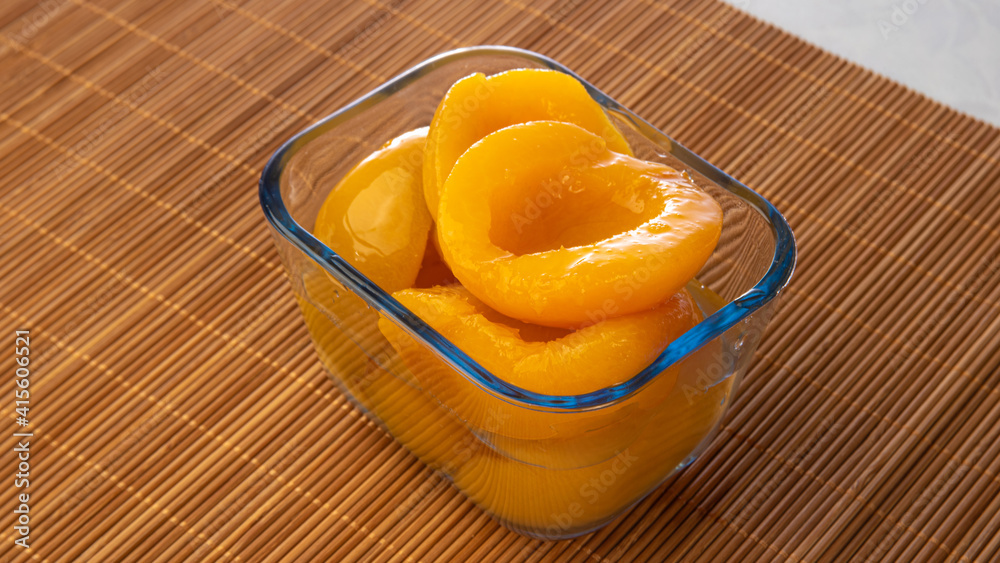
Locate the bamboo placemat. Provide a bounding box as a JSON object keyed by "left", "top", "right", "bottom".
{"left": 1, "top": 0, "right": 998, "bottom": 561}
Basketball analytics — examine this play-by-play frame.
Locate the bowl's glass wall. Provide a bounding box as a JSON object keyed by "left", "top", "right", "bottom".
{"left": 266, "top": 50, "right": 784, "bottom": 539}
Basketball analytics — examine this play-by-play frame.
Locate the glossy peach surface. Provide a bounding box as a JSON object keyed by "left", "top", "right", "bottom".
{"left": 314, "top": 127, "right": 432, "bottom": 292}
{"left": 422, "top": 68, "right": 632, "bottom": 217}
{"left": 300, "top": 68, "right": 730, "bottom": 537}
{"left": 437, "top": 120, "right": 723, "bottom": 328}
{"left": 378, "top": 285, "right": 696, "bottom": 466}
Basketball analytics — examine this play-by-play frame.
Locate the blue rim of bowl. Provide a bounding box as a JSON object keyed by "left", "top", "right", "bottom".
{"left": 260, "top": 45, "right": 797, "bottom": 410}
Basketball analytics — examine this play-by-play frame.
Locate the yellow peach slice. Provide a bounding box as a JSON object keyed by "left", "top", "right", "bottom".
{"left": 423, "top": 68, "right": 632, "bottom": 218}
{"left": 377, "top": 286, "right": 697, "bottom": 467}
{"left": 314, "top": 127, "right": 432, "bottom": 292}
{"left": 437, "top": 120, "right": 722, "bottom": 328}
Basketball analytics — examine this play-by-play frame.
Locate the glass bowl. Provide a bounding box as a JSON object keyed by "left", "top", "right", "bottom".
{"left": 259, "top": 46, "right": 795, "bottom": 540}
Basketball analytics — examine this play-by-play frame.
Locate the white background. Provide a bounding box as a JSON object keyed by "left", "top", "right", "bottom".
{"left": 723, "top": 0, "right": 1000, "bottom": 127}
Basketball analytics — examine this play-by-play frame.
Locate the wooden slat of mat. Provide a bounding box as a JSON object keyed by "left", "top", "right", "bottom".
{"left": 0, "top": 4, "right": 940, "bottom": 563}
{"left": 1, "top": 0, "right": 999, "bottom": 560}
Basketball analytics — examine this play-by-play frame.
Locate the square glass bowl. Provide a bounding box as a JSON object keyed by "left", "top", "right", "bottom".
{"left": 260, "top": 46, "right": 795, "bottom": 539}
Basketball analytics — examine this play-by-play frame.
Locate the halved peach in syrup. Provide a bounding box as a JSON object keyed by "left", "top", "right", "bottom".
{"left": 313, "top": 127, "right": 432, "bottom": 293}
{"left": 377, "top": 285, "right": 697, "bottom": 468}
{"left": 453, "top": 369, "right": 733, "bottom": 537}
{"left": 436, "top": 120, "right": 722, "bottom": 328}
{"left": 422, "top": 68, "right": 632, "bottom": 218}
